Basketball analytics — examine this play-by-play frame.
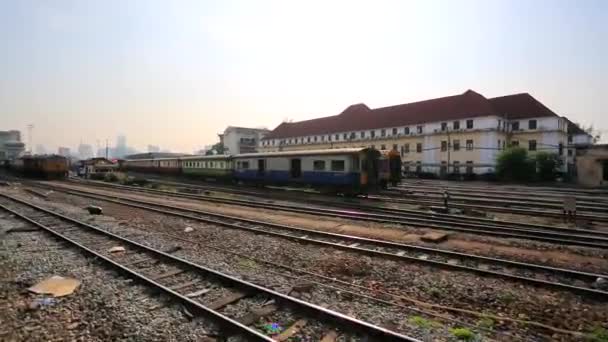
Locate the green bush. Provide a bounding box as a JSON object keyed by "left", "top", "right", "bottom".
{"left": 104, "top": 172, "right": 119, "bottom": 182}
{"left": 535, "top": 152, "right": 560, "bottom": 181}
{"left": 496, "top": 147, "right": 536, "bottom": 182}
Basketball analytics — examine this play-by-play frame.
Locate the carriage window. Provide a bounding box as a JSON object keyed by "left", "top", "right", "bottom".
{"left": 241, "top": 161, "right": 249, "bottom": 169}
{"left": 331, "top": 160, "right": 345, "bottom": 172}
{"left": 313, "top": 160, "right": 326, "bottom": 171}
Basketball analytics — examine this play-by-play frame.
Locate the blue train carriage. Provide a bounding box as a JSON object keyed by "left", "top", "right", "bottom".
{"left": 233, "top": 148, "right": 382, "bottom": 195}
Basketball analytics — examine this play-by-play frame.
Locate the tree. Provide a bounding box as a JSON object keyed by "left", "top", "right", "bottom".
{"left": 535, "top": 152, "right": 560, "bottom": 181}
{"left": 575, "top": 123, "right": 602, "bottom": 144}
{"left": 205, "top": 142, "right": 225, "bottom": 155}
{"left": 496, "top": 147, "right": 536, "bottom": 182}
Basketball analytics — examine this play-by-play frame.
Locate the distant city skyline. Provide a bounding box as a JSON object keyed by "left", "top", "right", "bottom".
{"left": 2, "top": 0, "right": 606, "bottom": 152}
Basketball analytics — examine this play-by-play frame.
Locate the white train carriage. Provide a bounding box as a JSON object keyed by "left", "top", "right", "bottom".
{"left": 232, "top": 148, "right": 382, "bottom": 194}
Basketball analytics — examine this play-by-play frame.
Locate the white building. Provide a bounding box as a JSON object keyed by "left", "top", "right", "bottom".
{"left": 0, "top": 130, "right": 25, "bottom": 160}
{"left": 220, "top": 126, "right": 270, "bottom": 155}
{"left": 260, "top": 90, "right": 593, "bottom": 176}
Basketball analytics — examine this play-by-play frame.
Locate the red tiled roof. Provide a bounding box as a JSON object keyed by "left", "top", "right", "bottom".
{"left": 488, "top": 93, "right": 558, "bottom": 120}
{"left": 263, "top": 90, "right": 559, "bottom": 140}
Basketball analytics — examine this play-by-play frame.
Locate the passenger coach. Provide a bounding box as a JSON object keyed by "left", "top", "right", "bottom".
{"left": 181, "top": 155, "right": 233, "bottom": 181}
{"left": 232, "top": 148, "right": 382, "bottom": 195}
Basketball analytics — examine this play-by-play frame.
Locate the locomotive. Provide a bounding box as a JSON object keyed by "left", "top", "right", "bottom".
{"left": 8, "top": 155, "right": 70, "bottom": 179}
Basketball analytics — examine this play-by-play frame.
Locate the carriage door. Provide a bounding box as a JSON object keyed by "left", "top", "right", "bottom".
{"left": 290, "top": 159, "right": 302, "bottom": 178}
{"left": 257, "top": 159, "right": 265, "bottom": 176}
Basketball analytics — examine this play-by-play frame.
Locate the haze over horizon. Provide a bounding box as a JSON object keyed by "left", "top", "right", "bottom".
{"left": 2, "top": 0, "right": 607, "bottom": 153}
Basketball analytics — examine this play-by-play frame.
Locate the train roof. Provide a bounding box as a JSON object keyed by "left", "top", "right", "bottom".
{"left": 180, "top": 154, "right": 232, "bottom": 161}
{"left": 124, "top": 157, "right": 181, "bottom": 162}
{"left": 235, "top": 147, "right": 373, "bottom": 158}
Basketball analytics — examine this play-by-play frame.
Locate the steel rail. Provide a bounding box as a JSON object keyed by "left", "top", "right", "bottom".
{"left": 66, "top": 178, "right": 608, "bottom": 238}
{"left": 0, "top": 193, "right": 420, "bottom": 342}
{"left": 29, "top": 186, "right": 608, "bottom": 299}
{"left": 378, "top": 191, "right": 608, "bottom": 213}
{"left": 47, "top": 182, "right": 608, "bottom": 248}
{"left": 0, "top": 201, "right": 273, "bottom": 341}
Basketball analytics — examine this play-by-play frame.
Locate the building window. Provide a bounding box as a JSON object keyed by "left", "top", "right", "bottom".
{"left": 466, "top": 120, "right": 474, "bottom": 129}
{"left": 466, "top": 140, "right": 474, "bottom": 150}
{"left": 331, "top": 160, "right": 345, "bottom": 171}
{"left": 529, "top": 120, "right": 537, "bottom": 130}
{"left": 404, "top": 144, "right": 410, "bottom": 153}
{"left": 381, "top": 144, "right": 386, "bottom": 150}
{"left": 370, "top": 130, "right": 376, "bottom": 138}
{"left": 328, "top": 135, "right": 332, "bottom": 142}
{"left": 307, "top": 137, "right": 311, "bottom": 143}
{"left": 392, "top": 144, "right": 398, "bottom": 150}
{"left": 404, "top": 127, "right": 410, "bottom": 135}
{"left": 512, "top": 122, "right": 520, "bottom": 131}
{"left": 511, "top": 140, "right": 519, "bottom": 147}
{"left": 441, "top": 122, "right": 447, "bottom": 131}
{"left": 529, "top": 140, "right": 537, "bottom": 151}
{"left": 241, "top": 161, "right": 249, "bottom": 169}
{"left": 335, "top": 134, "right": 340, "bottom": 141}
{"left": 453, "top": 140, "right": 460, "bottom": 151}
{"left": 568, "top": 149, "right": 573, "bottom": 157}
{"left": 392, "top": 128, "right": 398, "bottom": 135}
{"left": 453, "top": 121, "right": 460, "bottom": 130}
{"left": 416, "top": 143, "right": 422, "bottom": 153}
{"left": 453, "top": 161, "right": 460, "bottom": 173}
{"left": 381, "top": 129, "right": 386, "bottom": 137}
{"left": 417, "top": 125, "right": 423, "bottom": 134}
{"left": 416, "top": 161, "right": 422, "bottom": 173}
{"left": 466, "top": 161, "right": 473, "bottom": 174}
{"left": 403, "top": 162, "right": 410, "bottom": 172}
{"left": 313, "top": 160, "right": 326, "bottom": 171}
{"left": 343, "top": 133, "right": 348, "bottom": 140}
{"left": 314, "top": 136, "right": 318, "bottom": 142}
{"left": 360, "top": 131, "right": 365, "bottom": 139}
{"left": 350, "top": 132, "right": 356, "bottom": 139}
{"left": 321, "top": 135, "right": 325, "bottom": 142}
{"left": 441, "top": 141, "right": 447, "bottom": 151}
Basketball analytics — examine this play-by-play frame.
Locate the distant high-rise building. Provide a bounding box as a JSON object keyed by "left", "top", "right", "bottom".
{"left": 58, "top": 147, "right": 71, "bottom": 157}
{"left": 0, "top": 130, "right": 25, "bottom": 160}
{"left": 147, "top": 145, "right": 160, "bottom": 153}
{"left": 115, "top": 135, "right": 127, "bottom": 158}
{"left": 78, "top": 143, "right": 94, "bottom": 159}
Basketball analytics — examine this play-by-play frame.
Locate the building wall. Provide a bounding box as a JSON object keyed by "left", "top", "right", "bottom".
{"left": 260, "top": 115, "right": 575, "bottom": 175}
{"left": 223, "top": 127, "right": 269, "bottom": 155}
{"left": 0, "top": 130, "right": 25, "bottom": 160}
{"left": 576, "top": 146, "right": 608, "bottom": 186}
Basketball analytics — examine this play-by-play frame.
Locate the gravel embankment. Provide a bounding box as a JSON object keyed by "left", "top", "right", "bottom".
{"left": 46, "top": 181, "right": 608, "bottom": 274}
{"left": 0, "top": 211, "right": 221, "bottom": 341}
{"left": 11, "top": 186, "right": 608, "bottom": 341}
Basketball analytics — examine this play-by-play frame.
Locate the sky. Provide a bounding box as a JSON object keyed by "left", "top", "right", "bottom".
{"left": 1, "top": 0, "right": 607, "bottom": 153}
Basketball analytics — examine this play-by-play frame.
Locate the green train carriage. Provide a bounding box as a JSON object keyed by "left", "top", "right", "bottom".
{"left": 180, "top": 155, "right": 233, "bottom": 181}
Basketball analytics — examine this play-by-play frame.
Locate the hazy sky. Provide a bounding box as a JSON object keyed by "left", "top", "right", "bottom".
{"left": 1, "top": 0, "right": 607, "bottom": 153}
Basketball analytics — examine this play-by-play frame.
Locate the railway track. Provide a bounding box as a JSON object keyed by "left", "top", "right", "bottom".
{"left": 23, "top": 184, "right": 608, "bottom": 299}
{"left": 383, "top": 189, "right": 608, "bottom": 212}
{"left": 396, "top": 180, "right": 608, "bottom": 197}
{"left": 0, "top": 192, "right": 419, "bottom": 341}
{"left": 368, "top": 193, "right": 608, "bottom": 221}
{"left": 50, "top": 180, "right": 608, "bottom": 248}
{"left": 119, "top": 174, "right": 608, "bottom": 221}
